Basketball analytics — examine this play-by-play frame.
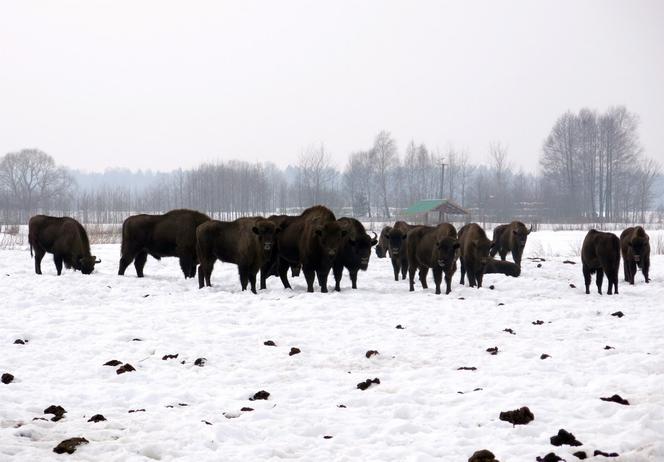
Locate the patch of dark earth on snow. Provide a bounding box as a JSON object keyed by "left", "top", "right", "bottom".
{"left": 395, "top": 324, "right": 405, "bottom": 329}
{"left": 468, "top": 449, "right": 499, "bottom": 462}
{"left": 357, "top": 378, "right": 380, "bottom": 390}
{"left": 532, "top": 320, "right": 544, "bottom": 325}
{"left": 489, "top": 285, "right": 495, "bottom": 289}
{"left": 162, "top": 354, "right": 179, "bottom": 360}
{"left": 289, "top": 347, "right": 301, "bottom": 356}
{"left": 503, "top": 328, "right": 515, "bottom": 335}
{"left": 87, "top": 414, "right": 106, "bottom": 423}
{"left": 604, "top": 345, "right": 615, "bottom": 350}
{"left": 573, "top": 451, "right": 587, "bottom": 460}
{"left": 550, "top": 429, "right": 582, "bottom": 446}
{"left": 611, "top": 311, "right": 624, "bottom": 318}
{"left": 53, "top": 437, "right": 89, "bottom": 454}
{"left": 563, "top": 260, "right": 576, "bottom": 264}
{"left": 337, "top": 404, "right": 347, "bottom": 408}
{"left": 541, "top": 354, "right": 551, "bottom": 360}
{"left": 536, "top": 453, "right": 564, "bottom": 462}
{"left": 116, "top": 363, "right": 135, "bottom": 374}
{"left": 241, "top": 407, "right": 254, "bottom": 412}
{"left": 569, "top": 283, "right": 576, "bottom": 288}
{"left": 594, "top": 450, "right": 619, "bottom": 457}
{"left": 194, "top": 358, "right": 207, "bottom": 367}
{"left": 600, "top": 394, "right": 629, "bottom": 405}
{"left": 365, "top": 350, "right": 379, "bottom": 358}
{"left": 2, "top": 373, "right": 14, "bottom": 384}
{"left": 486, "top": 347, "right": 498, "bottom": 355}
{"left": 499, "top": 406, "right": 534, "bottom": 425}
{"left": 103, "top": 360, "right": 122, "bottom": 366}
{"left": 249, "top": 390, "right": 270, "bottom": 401}
{"left": 128, "top": 409, "right": 145, "bottom": 413}
{"left": 202, "top": 420, "right": 212, "bottom": 425}
{"left": 44, "top": 405, "right": 66, "bottom": 422}
{"left": 14, "top": 339, "right": 26, "bottom": 344}
{"left": 457, "top": 367, "right": 477, "bottom": 371}
{"left": 132, "top": 338, "right": 142, "bottom": 342}
{"left": 263, "top": 340, "right": 276, "bottom": 346}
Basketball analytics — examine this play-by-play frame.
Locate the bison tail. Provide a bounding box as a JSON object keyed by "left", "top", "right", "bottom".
{"left": 30, "top": 242, "right": 33, "bottom": 258}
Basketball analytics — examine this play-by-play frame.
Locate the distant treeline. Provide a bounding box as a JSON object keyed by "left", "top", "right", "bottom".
{"left": 1, "top": 106, "right": 662, "bottom": 226}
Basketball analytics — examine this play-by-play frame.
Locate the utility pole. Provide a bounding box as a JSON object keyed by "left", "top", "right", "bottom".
{"left": 437, "top": 156, "right": 447, "bottom": 223}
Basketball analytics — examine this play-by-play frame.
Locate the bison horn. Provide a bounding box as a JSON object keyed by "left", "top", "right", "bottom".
{"left": 95, "top": 258, "right": 101, "bottom": 263}
{"left": 371, "top": 231, "right": 377, "bottom": 240}
{"left": 528, "top": 224, "right": 533, "bottom": 234}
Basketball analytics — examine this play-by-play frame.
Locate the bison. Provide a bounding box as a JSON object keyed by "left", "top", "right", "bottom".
{"left": 276, "top": 205, "right": 346, "bottom": 292}
{"left": 483, "top": 259, "right": 521, "bottom": 277}
{"left": 406, "top": 223, "right": 459, "bottom": 294}
{"left": 374, "top": 226, "right": 392, "bottom": 258}
{"left": 620, "top": 226, "right": 650, "bottom": 285}
{"left": 490, "top": 221, "right": 532, "bottom": 267}
{"left": 118, "top": 209, "right": 210, "bottom": 279}
{"left": 259, "top": 214, "right": 301, "bottom": 289}
{"left": 28, "top": 215, "right": 100, "bottom": 275}
{"left": 196, "top": 217, "right": 278, "bottom": 293}
{"left": 458, "top": 223, "right": 494, "bottom": 288}
{"left": 388, "top": 221, "right": 416, "bottom": 281}
{"left": 581, "top": 229, "right": 620, "bottom": 295}
{"left": 332, "top": 217, "right": 378, "bottom": 291}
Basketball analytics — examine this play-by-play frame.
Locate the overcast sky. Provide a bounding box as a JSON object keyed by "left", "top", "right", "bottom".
{"left": 1, "top": 0, "right": 662, "bottom": 173}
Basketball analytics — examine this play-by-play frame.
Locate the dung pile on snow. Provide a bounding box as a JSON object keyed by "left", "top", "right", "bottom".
{"left": 499, "top": 407, "right": 534, "bottom": 425}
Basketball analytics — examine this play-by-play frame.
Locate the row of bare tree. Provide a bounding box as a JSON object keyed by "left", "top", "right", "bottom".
{"left": 1, "top": 106, "right": 661, "bottom": 226}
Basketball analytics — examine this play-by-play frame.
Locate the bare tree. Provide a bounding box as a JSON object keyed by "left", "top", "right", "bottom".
{"left": 371, "top": 130, "right": 398, "bottom": 218}
{"left": 0, "top": 148, "right": 74, "bottom": 222}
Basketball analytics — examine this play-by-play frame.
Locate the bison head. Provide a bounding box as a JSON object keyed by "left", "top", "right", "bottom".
{"left": 474, "top": 238, "right": 494, "bottom": 267}
{"left": 314, "top": 222, "right": 347, "bottom": 258}
{"left": 629, "top": 235, "right": 649, "bottom": 265}
{"left": 375, "top": 226, "right": 391, "bottom": 258}
{"left": 435, "top": 237, "right": 460, "bottom": 268}
{"left": 388, "top": 229, "right": 406, "bottom": 256}
{"left": 252, "top": 220, "right": 278, "bottom": 253}
{"left": 348, "top": 231, "right": 376, "bottom": 271}
{"left": 511, "top": 222, "right": 531, "bottom": 247}
{"left": 78, "top": 255, "right": 101, "bottom": 274}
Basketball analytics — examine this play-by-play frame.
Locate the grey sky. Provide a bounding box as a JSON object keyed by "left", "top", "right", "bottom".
{"left": 1, "top": 0, "right": 663, "bottom": 173}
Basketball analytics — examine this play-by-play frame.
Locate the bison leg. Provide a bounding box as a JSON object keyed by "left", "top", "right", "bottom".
{"left": 238, "top": 266, "right": 249, "bottom": 291}
{"left": 499, "top": 250, "right": 507, "bottom": 262}
{"left": 582, "top": 266, "right": 592, "bottom": 294}
{"left": 134, "top": 251, "right": 148, "bottom": 278}
{"left": 291, "top": 264, "right": 301, "bottom": 277}
{"left": 408, "top": 265, "right": 417, "bottom": 291}
{"left": 303, "top": 266, "right": 316, "bottom": 293}
{"left": 595, "top": 269, "right": 604, "bottom": 294}
{"left": 179, "top": 255, "right": 194, "bottom": 280}
{"left": 512, "top": 250, "right": 522, "bottom": 267}
{"left": 54, "top": 254, "right": 63, "bottom": 276}
{"left": 476, "top": 270, "right": 484, "bottom": 288}
{"left": 316, "top": 268, "right": 330, "bottom": 293}
{"left": 401, "top": 256, "right": 408, "bottom": 280}
{"left": 259, "top": 269, "right": 268, "bottom": 290}
{"left": 248, "top": 271, "right": 258, "bottom": 294}
{"left": 198, "top": 262, "right": 213, "bottom": 289}
{"left": 278, "top": 259, "right": 292, "bottom": 289}
{"left": 332, "top": 261, "right": 344, "bottom": 292}
{"left": 419, "top": 267, "right": 429, "bottom": 289}
{"left": 459, "top": 257, "right": 466, "bottom": 285}
{"left": 118, "top": 253, "right": 134, "bottom": 276}
{"left": 467, "top": 269, "right": 476, "bottom": 288}
{"left": 432, "top": 267, "right": 443, "bottom": 295}
{"left": 623, "top": 258, "right": 631, "bottom": 283}
{"left": 607, "top": 268, "right": 618, "bottom": 295}
{"left": 489, "top": 246, "right": 498, "bottom": 258}
{"left": 629, "top": 260, "right": 637, "bottom": 285}
{"left": 643, "top": 259, "right": 650, "bottom": 283}
{"left": 444, "top": 268, "right": 454, "bottom": 295}
{"left": 34, "top": 247, "right": 45, "bottom": 275}
{"left": 349, "top": 269, "right": 358, "bottom": 289}
{"left": 391, "top": 257, "right": 400, "bottom": 281}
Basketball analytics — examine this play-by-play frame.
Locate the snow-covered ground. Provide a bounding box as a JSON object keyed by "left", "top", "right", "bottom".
{"left": 1, "top": 230, "right": 663, "bottom": 461}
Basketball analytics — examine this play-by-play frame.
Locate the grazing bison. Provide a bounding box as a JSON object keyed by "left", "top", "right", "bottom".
{"left": 28, "top": 215, "right": 100, "bottom": 275}
{"left": 374, "top": 226, "right": 392, "bottom": 258}
{"left": 332, "top": 218, "right": 378, "bottom": 291}
{"left": 197, "top": 217, "right": 278, "bottom": 293}
{"left": 620, "top": 226, "right": 650, "bottom": 284}
{"left": 388, "top": 221, "right": 416, "bottom": 281}
{"left": 490, "top": 221, "right": 532, "bottom": 266}
{"left": 276, "top": 205, "right": 346, "bottom": 292}
{"left": 581, "top": 229, "right": 620, "bottom": 295}
{"left": 458, "top": 223, "right": 494, "bottom": 288}
{"left": 484, "top": 259, "right": 521, "bottom": 277}
{"left": 407, "top": 223, "right": 459, "bottom": 294}
{"left": 118, "top": 209, "right": 210, "bottom": 279}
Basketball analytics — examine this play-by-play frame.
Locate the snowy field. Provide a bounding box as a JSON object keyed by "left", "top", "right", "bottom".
{"left": 1, "top": 230, "right": 663, "bottom": 461}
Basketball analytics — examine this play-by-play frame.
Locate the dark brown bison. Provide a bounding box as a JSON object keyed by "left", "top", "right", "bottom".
{"left": 197, "top": 217, "right": 278, "bottom": 293}
{"left": 259, "top": 214, "right": 301, "bottom": 289}
{"left": 483, "top": 259, "right": 521, "bottom": 277}
{"left": 620, "top": 226, "right": 650, "bottom": 285}
{"left": 374, "top": 226, "right": 392, "bottom": 258}
{"left": 458, "top": 223, "right": 494, "bottom": 288}
{"left": 28, "top": 215, "right": 100, "bottom": 275}
{"left": 581, "top": 229, "right": 620, "bottom": 295}
{"left": 118, "top": 209, "right": 210, "bottom": 279}
{"left": 332, "top": 218, "right": 377, "bottom": 291}
{"left": 406, "top": 223, "right": 459, "bottom": 294}
{"left": 388, "top": 221, "right": 416, "bottom": 281}
{"left": 490, "top": 221, "right": 532, "bottom": 266}
{"left": 276, "top": 205, "right": 346, "bottom": 292}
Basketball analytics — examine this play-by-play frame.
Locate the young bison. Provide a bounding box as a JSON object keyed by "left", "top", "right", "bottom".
{"left": 620, "top": 226, "right": 650, "bottom": 284}
{"left": 483, "top": 259, "right": 521, "bottom": 277}
{"left": 197, "top": 217, "right": 278, "bottom": 293}
{"left": 458, "top": 223, "right": 494, "bottom": 288}
{"left": 581, "top": 229, "right": 620, "bottom": 295}
{"left": 28, "top": 215, "right": 100, "bottom": 275}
